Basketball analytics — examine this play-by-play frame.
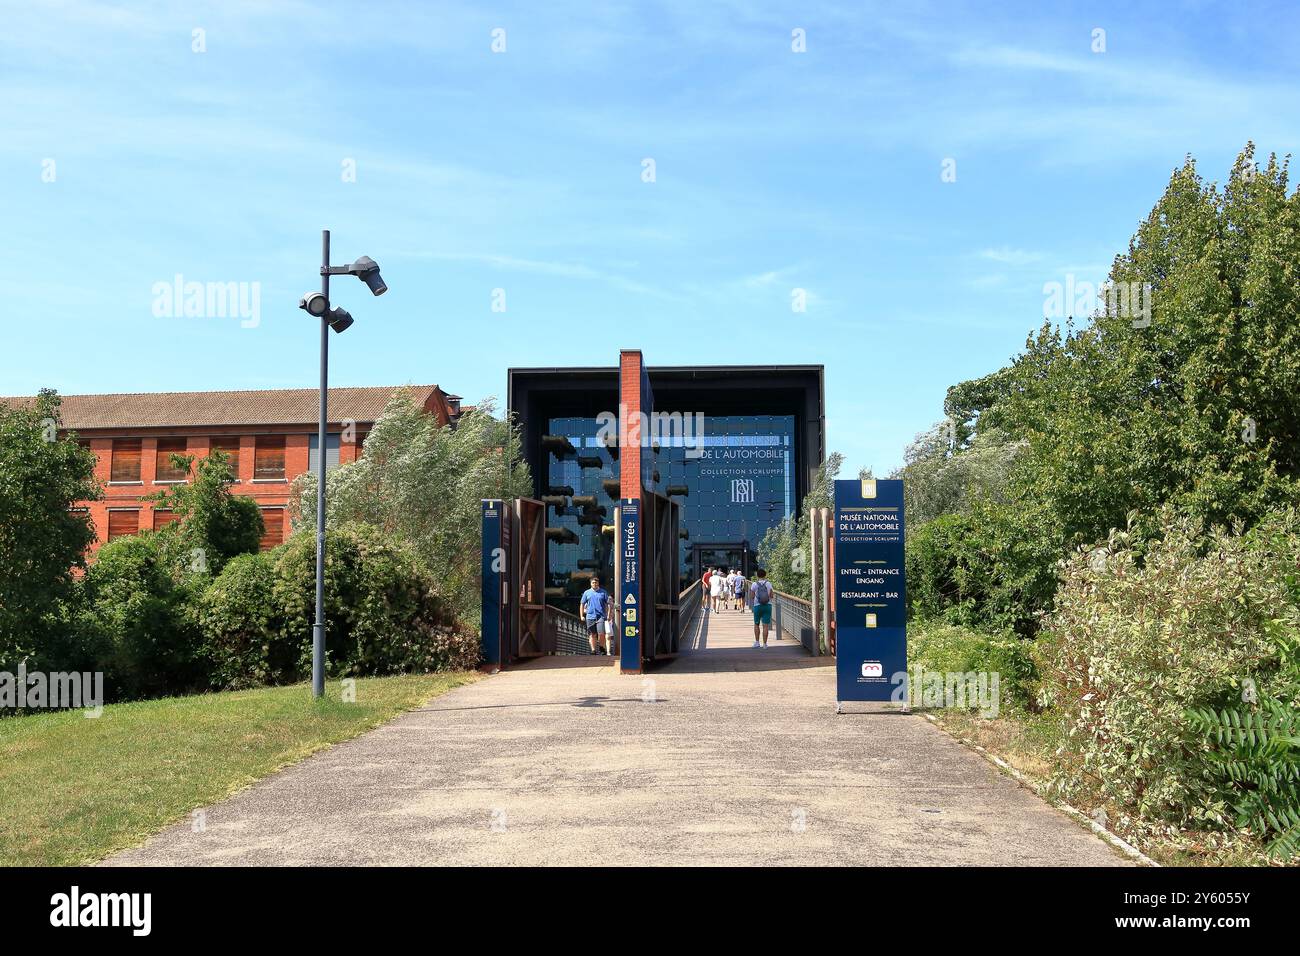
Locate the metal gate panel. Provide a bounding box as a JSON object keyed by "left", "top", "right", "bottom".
{"left": 648, "top": 491, "right": 679, "bottom": 659}
{"left": 514, "top": 497, "right": 550, "bottom": 657}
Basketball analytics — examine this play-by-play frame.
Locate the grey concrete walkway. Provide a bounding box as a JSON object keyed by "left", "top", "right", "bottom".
{"left": 105, "top": 607, "right": 1130, "bottom": 866}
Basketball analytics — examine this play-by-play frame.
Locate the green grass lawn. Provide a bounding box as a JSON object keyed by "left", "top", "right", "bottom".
{"left": 0, "top": 672, "right": 478, "bottom": 866}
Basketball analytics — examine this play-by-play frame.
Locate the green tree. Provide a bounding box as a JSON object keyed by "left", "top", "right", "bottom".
{"left": 894, "top": 421, "right": 1025, "bottom": 530}
{"left": 910, "top": 145, "right": 1300, "bottom": 629}
{"left": 292, "top": 394, "right": 533, "bottom": 624}
{"left": 984, "top": 145, "right": 1300, "bottom": 545}
{"left": 149, "top": 449, "right": 263, "bottom": 575}
{"left": 0, "top": 390, "right": 100, "bottom": 669}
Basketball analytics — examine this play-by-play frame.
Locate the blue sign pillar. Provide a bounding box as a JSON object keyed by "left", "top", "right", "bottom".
{"left": 480, "top": 499, "right": 506, "bottom": 670}
{"left": 619, "top": 498, "right": 642, "bottom": 673}
{"left": 833, "top": 479, "right": 907, "bottom": 706}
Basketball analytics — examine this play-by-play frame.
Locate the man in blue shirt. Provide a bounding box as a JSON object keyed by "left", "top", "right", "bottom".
{"left": 580, "top": 576, "right": 613, "bottom": 655}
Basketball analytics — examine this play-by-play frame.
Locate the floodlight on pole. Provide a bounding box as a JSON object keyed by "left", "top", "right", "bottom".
{"left": 299, "top": 292, "right": 328, "bottom": 317}
{"left": 346, "top": 255, "right": 388, "bottom": 296}
{"left": 305, "top": 230, "right": 387, "bottom": 700}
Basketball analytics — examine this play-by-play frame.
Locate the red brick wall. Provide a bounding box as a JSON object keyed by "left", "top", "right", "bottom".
{"left": 619, "top": 350, "right": 644, "bottom": 500}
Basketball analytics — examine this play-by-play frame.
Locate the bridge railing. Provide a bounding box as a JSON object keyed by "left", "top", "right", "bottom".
{"left": 773, "top": 589, "right": 821, "bottom": 655}
{"left": 545, "top": 605, "right": 592, "bottom": 656}
{"left": 677, "top": 580, "right": 702, "bottom": 643}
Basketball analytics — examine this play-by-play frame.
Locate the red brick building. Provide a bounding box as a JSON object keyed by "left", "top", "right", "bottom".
{"left": 2, "top": 384, "right": 460, "bottom": 556}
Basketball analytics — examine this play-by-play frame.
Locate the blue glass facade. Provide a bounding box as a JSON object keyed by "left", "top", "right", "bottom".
{"left": 546, "top": 413, "right": 796, "bottom": 607}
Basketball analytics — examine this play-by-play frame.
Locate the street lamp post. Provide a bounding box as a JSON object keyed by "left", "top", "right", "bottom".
{"left": 300, "top": 229, "right": 387, "bottom": 698}
{"left": 313, "top": 231, "right": 331, "bottom": 700}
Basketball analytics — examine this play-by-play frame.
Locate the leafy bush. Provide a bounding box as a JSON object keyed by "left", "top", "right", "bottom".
{"left": 274, "top": 524, "right": 479, "bottom": 677}
{"left": 199, "top": 551, "right": 290, "bottom": 690}
{"left": 76, "top": 531, "right": 209, "bottom": 700}
{"left": 909, "top": 622, "right": 1038, "bottom": 711}
{"left": 349, "top": 532, "right": 479, "bottom": 674}
{"left": 271, "top": 525, "right": 368, "bottom": 678}
{"left": 905, "top": 498, "right": 1061, "bottom": 636}
{"left": 1035, "top": 511, "right": 1300, "bottom": 840}
{"left": 199, "top": 524, "right": 478, "bottom": 689}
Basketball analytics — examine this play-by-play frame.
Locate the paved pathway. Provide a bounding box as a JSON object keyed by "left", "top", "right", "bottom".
{"left": 106, "top": 607, "right": 1130, "bottom": 866}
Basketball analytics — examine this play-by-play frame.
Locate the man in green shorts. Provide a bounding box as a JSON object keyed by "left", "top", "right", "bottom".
{"left": 749, "top": 568, "right": 774, "bottom": 648}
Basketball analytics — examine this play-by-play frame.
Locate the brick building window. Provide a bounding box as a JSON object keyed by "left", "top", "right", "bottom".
{"left": 356, "top": 430, "right": 369, "bottom": 456}
{"left": 110, "top": 439, "right": 142, "bottom": 482}
{"left": 155, "top": 438, "right": 189, "bottom": 482}
{"left": 259, "top": 508, "right": 284, "bottom": 551}
{"left": 107, "top": 510, "right": 140, "bottom": 540}
{"left": 210, "top": 437, "right": 241, "bottom": 478}
{"left": 153, "top": 510, "right": 180, "bottom": 531}
{"left": 253, "top": 436, "right": 286, "bottom": 480}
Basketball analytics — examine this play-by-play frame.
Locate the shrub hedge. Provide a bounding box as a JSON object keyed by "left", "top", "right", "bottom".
{"left": 53, "top": 522, "right": 478, "bottom": 703}
{"left": 908, "top": 621, "right": 1038, "bottom": 712}
{"left": 204, "top": 524, "right": 479, "bottom": 690}
{"left": 1035, "top": 511, "right": 1300, "bottom": 844}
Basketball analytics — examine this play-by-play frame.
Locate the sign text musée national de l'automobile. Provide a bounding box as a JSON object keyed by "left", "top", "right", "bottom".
{"left": 833, "top": 478, "right": 908, "bottom": 708}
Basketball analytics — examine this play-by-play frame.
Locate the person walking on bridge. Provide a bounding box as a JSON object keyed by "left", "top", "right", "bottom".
{"left": 709, "top": 567, "right": 726, "bottom": 612}
{"left": 731, "top": 569, "right": 747, "bottom": 611}
{"left": 580, "top": 576, "right": 613, "bottom": 655}
{"left": 749, "top": 569, "right": 774, "bottom": 647}
{"left": 701, "top": 567, "right": 712, "bottom": 610}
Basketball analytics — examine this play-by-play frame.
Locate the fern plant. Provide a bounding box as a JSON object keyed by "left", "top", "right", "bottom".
{"left": 1187, "top": 695, "right": 1300, "bottom": 861}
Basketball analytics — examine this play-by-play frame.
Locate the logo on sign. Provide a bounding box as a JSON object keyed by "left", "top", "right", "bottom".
{"left": 861, "top": 661, "right": 883, "bottom": 678}
{"left": 731, "top": 478, "right": 755, "bottom": 504}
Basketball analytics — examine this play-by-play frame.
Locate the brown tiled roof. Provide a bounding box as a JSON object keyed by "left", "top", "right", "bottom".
{"left": 0, "top": 385, "right": 442, "bottom": 430}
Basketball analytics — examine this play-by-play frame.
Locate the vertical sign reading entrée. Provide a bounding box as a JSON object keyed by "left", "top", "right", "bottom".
{"left": 480, "top": 499, "right": 506, "bottom": 669}
{"left": 833, "top": 479, "right": 906, "bottom": 704}
{"left": 619, "top": 498, "right": 641, "bottom": 673}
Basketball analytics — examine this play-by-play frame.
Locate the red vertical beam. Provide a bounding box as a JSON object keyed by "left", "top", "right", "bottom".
{"left": 619, "top": 350, "right": 644, "bottom": 499}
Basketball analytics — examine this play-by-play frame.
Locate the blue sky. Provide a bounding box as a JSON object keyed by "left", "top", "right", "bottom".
{"left": 3, "top": 0, "right": 1297, "bottom": 474}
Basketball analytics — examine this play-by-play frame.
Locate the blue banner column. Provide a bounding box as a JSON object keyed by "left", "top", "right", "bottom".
{"left": 480, "top": 499, "right": 505, "bottom": 671}
{"left": 832, "top": 479, "right": 908, "bottom": 706}
{"left": 619, "top": 497, "right": 642, "bottom": 674}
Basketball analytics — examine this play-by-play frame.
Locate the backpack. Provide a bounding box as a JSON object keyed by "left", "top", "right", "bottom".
{"left": 753, "top": 580, "right": 772, "bottom": 604}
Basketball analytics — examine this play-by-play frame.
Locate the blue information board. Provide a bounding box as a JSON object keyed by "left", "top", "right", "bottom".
{"left": 833, "top": 479, "right": 907, "bottom": 704}
{"left": 480, "top": 499, "right": 507, "bottom": 669}
{"left": 619, "top": 498, "right": 642, "bottom": 673}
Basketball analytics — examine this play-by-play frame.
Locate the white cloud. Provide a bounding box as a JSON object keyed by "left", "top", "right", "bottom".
{"left": 979, "top": 247, "right": 1044, "bottom": 266}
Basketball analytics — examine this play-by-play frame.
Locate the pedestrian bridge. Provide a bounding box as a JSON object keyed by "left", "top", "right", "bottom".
{"left": 481, "top": 564, "right": 827, "bottom": 673}
{"left": 481, "top": 350, "right": 838, "bottom": 676}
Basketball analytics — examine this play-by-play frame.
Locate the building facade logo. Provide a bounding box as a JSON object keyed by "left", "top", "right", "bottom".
{"left": 730, "top": 478, "right": 755, "bottom": 504}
